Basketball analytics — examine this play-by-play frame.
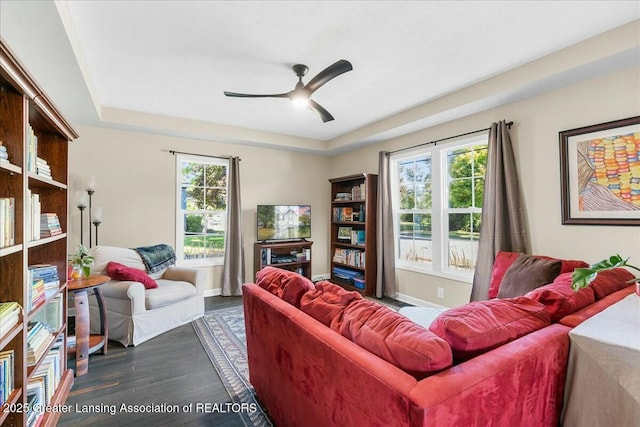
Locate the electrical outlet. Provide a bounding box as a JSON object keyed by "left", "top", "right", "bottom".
{"left": 437, "top": 287, "right": 444, "bottom": 299}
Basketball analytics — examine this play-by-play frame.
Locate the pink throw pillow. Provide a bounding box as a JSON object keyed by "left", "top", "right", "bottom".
{"left": 587, "top": 268, "right": 636, "bottom": 300}
{"left": 429, "top": 297, "right": 550, "bottom": 362}
{"left": 299, "top": 281, "right": 361, "bottom": 329}
{"left": 255, "top": 267, "right": 315, "bottom": 308}
{"left": 106, "top": 261, "right": 158, "bottom": 289}
{"left": 339, "top": 299, "right": 452, "bottom": 378}
{"left": 525, "top": 273, "right": 595, "bottom": 322}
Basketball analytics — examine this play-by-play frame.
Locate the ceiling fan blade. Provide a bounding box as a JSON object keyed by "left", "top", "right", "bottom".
{"left": 304, "top": 60, "right": 353, "bottom": 94}
{"left": 308, "top": 99, "right": 334, "bottom": 123}
{"left": 224, "top": 91, "right": 289, "bottom": 98}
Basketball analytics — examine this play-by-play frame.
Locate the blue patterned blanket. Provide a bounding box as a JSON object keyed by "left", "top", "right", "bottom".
{"left": 132, "top": 244, "right": 176, "bottom": 273}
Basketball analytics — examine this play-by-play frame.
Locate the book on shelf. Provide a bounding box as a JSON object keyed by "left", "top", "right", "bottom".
{"left": 28, "top": 264, "right": 61, "bottom": 292}
{"left": 332, "top": 207, "right": 353, "bottom": 222}
{"left": 35, "top": 156, "right": 52, "bottom": 180}
{"left": 0, "top": 302, "right": 21, "bottom": 337}
{"left": 0, "top": 349, "right": 15, "bottom": 405}
{"left": 337, "top": 226, "right": 352, "bottom": 241}
{"left": 26, "top": 321, "right": 55, "bottom": 366}
{"left": 0, "top": 197, "right": 15, "bottom": 247}
{"left": 26, "top": 190, "right": 41, "bottom": 241}
{"left": 333, "top": 248, "right": 365, "bottom": 267}
{"left": 26, "top": 124, "right": 38, "bottom": 174}
{"left": 334, "top": 192, "right": 352, "bottom": 201}
{"left": 30, "top": 335, "right": 63, "bottom": 406}
{"left": 351, "top": 183, "right": 366, "bottom": 200}
{"left": 40, "top": 213, "right": 63, "bottom": 237}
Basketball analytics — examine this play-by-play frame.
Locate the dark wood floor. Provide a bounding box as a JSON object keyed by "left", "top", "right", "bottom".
{"left": 59, "top": 296, "right": 245, "bottom": 427}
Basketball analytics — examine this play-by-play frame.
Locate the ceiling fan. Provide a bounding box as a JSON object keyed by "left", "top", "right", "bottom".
{"left": 224, "top": 59, "right": 353, "bottom": 123}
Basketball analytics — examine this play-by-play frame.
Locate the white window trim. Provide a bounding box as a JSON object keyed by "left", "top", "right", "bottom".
{"left": 391, "top": 132, "right": 488, "bottom": 282}
{"left": 175, "top": 153, "right": 228, "bottom": 267}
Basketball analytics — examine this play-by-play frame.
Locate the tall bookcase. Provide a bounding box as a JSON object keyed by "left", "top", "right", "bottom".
{"left": 254, "top": 240, "right": 313, "bottom": 280}
{"left": 0, "top": 39, "right": 77, "bottom": 426}
{"left": 329, "top": 173, "right": 377, "bottom": 296}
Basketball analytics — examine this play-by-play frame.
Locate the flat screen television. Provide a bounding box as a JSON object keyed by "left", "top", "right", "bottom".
{"left": 257, "top": 204, "right": 311, "bottom": 241}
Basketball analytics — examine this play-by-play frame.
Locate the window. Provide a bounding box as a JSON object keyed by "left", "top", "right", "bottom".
{"left": 176, "top": 154, "right": 228, "bottom": 265}
{"left": 392, "top": 134, "right": 488, "bottom": 279}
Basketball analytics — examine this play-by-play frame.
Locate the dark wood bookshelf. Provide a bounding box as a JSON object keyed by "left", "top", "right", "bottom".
{"left": 329, "top": 173, "right": 378, "bottom": 296}
{"left": 0, "top": 37, "right": 77, "bottom": 426}
{"left": 254, "top": 240, "right": 313, "bottom": 280}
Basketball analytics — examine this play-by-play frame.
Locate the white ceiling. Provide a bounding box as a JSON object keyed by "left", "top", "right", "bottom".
{"left": 1, "top": 1, "right": 639, "bottom": 152}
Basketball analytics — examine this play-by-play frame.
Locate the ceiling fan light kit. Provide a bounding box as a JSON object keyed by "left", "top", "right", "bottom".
{"left": 224, "top": 59, "right": 353, "bottom": 122}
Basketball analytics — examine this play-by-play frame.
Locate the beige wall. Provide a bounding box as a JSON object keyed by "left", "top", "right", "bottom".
{"left": 331, "top": 65, "right": 640, "bottom": 307}
{"left": 68, "top": 126, "right": 331, "bottom": 294}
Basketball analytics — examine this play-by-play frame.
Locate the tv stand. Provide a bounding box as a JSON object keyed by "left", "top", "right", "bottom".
{"left": 254, "top": 240, "right": 313, "bottom": 280}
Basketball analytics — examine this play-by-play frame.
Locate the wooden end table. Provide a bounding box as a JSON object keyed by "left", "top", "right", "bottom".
{"left": 67, "top": 274, "right": 110, "bottom": 376}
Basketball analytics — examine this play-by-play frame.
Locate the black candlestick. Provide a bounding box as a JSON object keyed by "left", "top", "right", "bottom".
{"left": 92, "top": 220, "right": 101, "bottom": 246}
{"left": 77, "top": 205, "right": 86, "bottom": 246}
{"left": 87, "top": 189, "right": 95, "bottom": 248}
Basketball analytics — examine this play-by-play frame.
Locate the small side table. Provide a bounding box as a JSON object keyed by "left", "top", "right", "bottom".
{"left": 67, "top": 274, "right": 110, "bottom": 376}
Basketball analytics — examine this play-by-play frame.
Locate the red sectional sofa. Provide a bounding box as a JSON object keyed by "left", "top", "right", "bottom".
{"left": 243, "top": 262, "right": 635, "bottom": 427}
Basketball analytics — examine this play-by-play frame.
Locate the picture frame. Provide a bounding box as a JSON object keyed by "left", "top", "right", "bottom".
{"left": 559, "top": 115, "right": 640, "bottom": 225}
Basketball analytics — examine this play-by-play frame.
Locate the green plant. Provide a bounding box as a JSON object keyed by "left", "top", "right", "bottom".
{"left": 69, "top": 244, "right": 95, "bottom": 277}
{"left": 571, "top": 254, "right": 640, "bottom": 291}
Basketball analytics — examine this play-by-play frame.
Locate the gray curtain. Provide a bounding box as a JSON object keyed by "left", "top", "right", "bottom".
{"left": 470, "top": 121, "right": 528, "bottom": 301}
{"left": 222, "top": 156, "right": 244, "bottom": 296}
{"left": 376, "top": 151, "right": 397, "bottom": 298}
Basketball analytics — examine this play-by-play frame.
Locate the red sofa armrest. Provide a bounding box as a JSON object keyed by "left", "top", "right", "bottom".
{"left": 559, "top": 285, "right": 635, "bottom": 328}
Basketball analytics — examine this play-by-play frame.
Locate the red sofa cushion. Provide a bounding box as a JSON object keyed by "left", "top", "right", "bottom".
{"left": 300, "top": 281, "right": 362, "bottom": 328}
{"left": 525, "top": 273, "right": 596, "bottom": 322}
{"left": 429, "top": 297, "right": 551, "bottom": 362}
{"left": 497, "top": 254, "right": 562, "bottom": 298}
{"left": 256, "top": 266, "right": 315, "bottom": 308}
{"left": 338, "top": 299, "right": 452, "bottom": 379}
{"left": 587, "top": 268, "right": 636, "bottom": 300}
{"left": 488, "top": 252, "right": 588, "bottom": 299}
{"left": 106, "top": 261, "right": 158, "bottom": 289}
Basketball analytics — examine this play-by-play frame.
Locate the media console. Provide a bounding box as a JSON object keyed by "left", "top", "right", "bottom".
{"left": 253, "top": 240, "right": 313, "bottom": 280}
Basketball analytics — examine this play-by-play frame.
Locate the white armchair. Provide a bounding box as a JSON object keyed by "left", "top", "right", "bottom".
{"left": 88, "top": 245, "right": 205, "bottom": 346}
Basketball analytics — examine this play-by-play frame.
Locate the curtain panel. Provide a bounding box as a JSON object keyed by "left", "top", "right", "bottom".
{"left": 376, "top": 151, "right": 398, "bottom": 298}
{"left": 222, "top": 156, "right": 245, "bottom": 296}
{"left": 470, "top": 121, "right": 528, "bottom": 301}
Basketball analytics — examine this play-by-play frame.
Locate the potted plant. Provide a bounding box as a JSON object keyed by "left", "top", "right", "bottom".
{"left": 572, "top": 254, "right": 640, "bottom": 294}
{"left": 69, "top": 244, "right": 95, "bottom": 279}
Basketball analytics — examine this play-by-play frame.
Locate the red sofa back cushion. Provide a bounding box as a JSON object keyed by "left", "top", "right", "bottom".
{"left": 429, "top": 297, "right": 550, "bottom": 362}
{"left": 587, "top": 268, "right": 635, "bottom": 299}
{"left": 338, "top": 299, "right": 452, "bottom": 379}
{"left": 299, "top": 281, "right": 362, "bottom": 328}
{"left": 256, "top": 267, "right": 315, "bottom": 308}
{"left": 488, "top": 252, "right": 588, "bottom": 299}
{"left": 525, "top": 273, "right": 595, "bottom": 322}
{"left": 106, "top": 261, "right": 158, "bottom": 289}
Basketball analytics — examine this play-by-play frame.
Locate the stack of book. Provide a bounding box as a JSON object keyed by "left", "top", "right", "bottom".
{"left": 333, "top": 248, "right": 365, "bottom": 268}
{"left": 35, "top": 157, "right": 52, "bottom": 180}
{"left": 334, "top": 192, "right": 352, "bottom": 201}
{"left": 40, "top": 213, "right": 62, "bottom": 237}
{"left": 27, "top": 278, "right": 45, "bottom": 312}
{"left": 0, "top": 302, "right": 21, "bottom": 337}
{"left": 26, "top": 380, "right": 44, "bottom": 426}
{"left": 351, "top": 183, "right": 366, "bottom": 200}
{"left": 333, "top": 207, "right": 353, "bottom": 222}
{"left": 0, "top": 349, "right": 15, "bottom": 405}
{"left": 26, "top": 321, "right": 55, "bottom": 367}
{"left": 0, "top": 141, "right": 8, "bottom": 162}
{"left": 28, "top": 264, "right": 60, "bottom": 298}
{"left": 0, "top": 197, "right": 15, "bottom": 247}
{"left": 28, "top": 335, "right": 63, "bottom": 407}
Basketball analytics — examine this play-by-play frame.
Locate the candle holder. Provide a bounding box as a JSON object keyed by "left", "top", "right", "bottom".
{"left": 92, "top": 219, "right": 101, "bottom": 247}
{"left": 77, "top": 204, "right": 86, "bottom": 246}
{"left": 87, "top": 189, "right": 95, "bottom": 248}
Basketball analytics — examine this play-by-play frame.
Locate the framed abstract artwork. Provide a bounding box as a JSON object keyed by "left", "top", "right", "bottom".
{"left": 559, "top": 116, "right": 640, "bottom": 225}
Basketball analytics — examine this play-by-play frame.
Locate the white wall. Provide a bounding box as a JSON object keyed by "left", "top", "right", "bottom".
{"left": 331, "top": 65, "right": 640, "bottom": 307}
{"left": 68, "top": 126, "right": 331, "bottom": 294}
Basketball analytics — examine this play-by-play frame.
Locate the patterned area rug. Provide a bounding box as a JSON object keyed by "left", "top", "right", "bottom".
{"left": 192, "top": 306, "right": 273, "bottom": 427}
{"left": 191, "top": 297, "right": 400, "bottom": 426}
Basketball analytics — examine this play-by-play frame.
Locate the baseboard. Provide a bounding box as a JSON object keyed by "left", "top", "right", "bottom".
{"left": 395, "top": 292, "right": 447, "bottom": 309}
{"left": 204, "top": 288, "right": 222, "bottom": 297}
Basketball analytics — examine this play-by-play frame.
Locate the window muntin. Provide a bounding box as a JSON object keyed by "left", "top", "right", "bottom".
{"left": 176, "top": 155, "right": 228, "bottom": 265}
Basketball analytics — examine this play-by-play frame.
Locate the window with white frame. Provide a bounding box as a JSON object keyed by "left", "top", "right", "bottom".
{"left": 175, "top": 154, "right": 228, "bottom": 265}
{"left": 392, "top": 134, "right": 488, "bottom": 278}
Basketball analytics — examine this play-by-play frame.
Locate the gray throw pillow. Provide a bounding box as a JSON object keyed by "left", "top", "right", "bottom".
{"left": 497, "top": 254, "right": 562, "bottom": 298}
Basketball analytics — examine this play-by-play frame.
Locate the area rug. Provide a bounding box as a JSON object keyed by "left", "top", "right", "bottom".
{"left": 192, "top": 297, "right": 400, "bottom": 426}
{"left": 192, "top": 305, "right": 273, "bottom": 427}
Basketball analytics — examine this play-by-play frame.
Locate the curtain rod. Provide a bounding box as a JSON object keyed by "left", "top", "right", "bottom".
{"left": 388, "top": 121, "right": 513, "bottom": 155}
{"left": 169, "top": 150, "right": 241, "bottom": 161}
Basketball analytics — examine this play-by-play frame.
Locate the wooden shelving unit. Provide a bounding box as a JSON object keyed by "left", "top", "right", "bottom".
{"left": 0, "top": 38, "right": 77, "bottom": 426}
{"left": 329, "top": 173, "right": 378, "bottom": 296}
{"left": 254, "top": 240, "right": 313, "bottom": 280}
